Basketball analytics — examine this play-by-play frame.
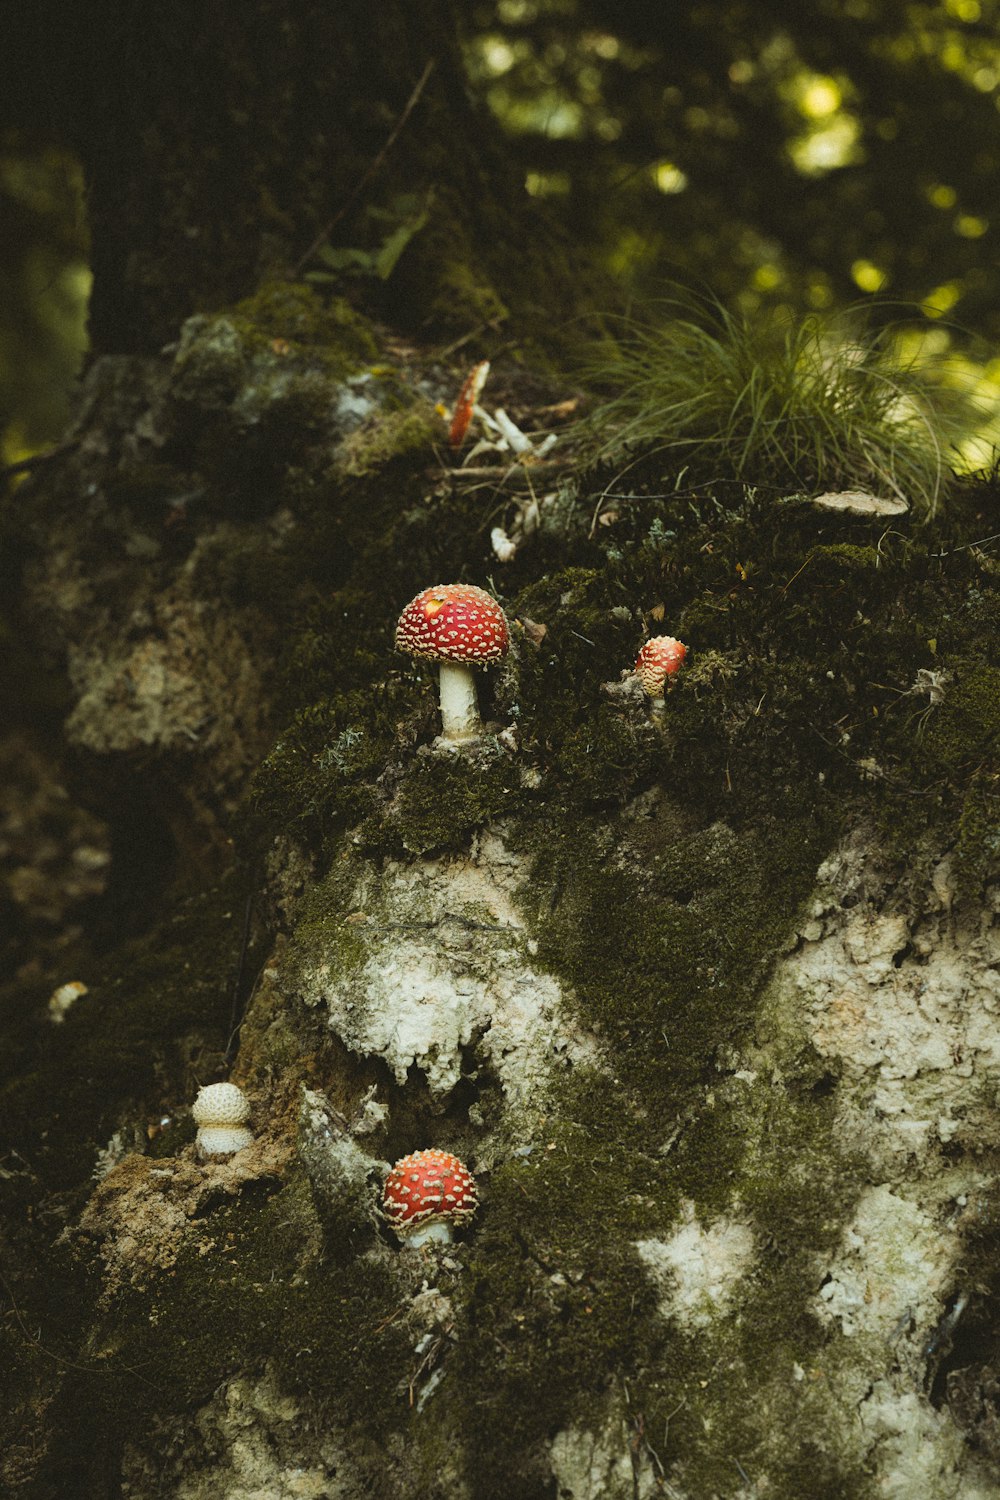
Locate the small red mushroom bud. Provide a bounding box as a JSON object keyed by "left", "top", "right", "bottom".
{"left": 635, "top": 635, "right": 687, "bottom": 715}
{"left": 382, "top": 1148, "right": 479, "bottom": 1248}
{"left": 448, "top": 360, "right": 490, "bottom": 448}
{"left": 395, "top": 583, "right": 510, "bottom": 742}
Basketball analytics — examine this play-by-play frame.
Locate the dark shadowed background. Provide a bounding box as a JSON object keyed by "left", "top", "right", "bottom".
{"left": 3, "top": 0, "right": 1000, "bottom": 464}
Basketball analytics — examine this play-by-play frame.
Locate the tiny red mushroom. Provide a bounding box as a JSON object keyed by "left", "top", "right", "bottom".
{"left": 396, "top": 583, "right": 510, "bottom": 741}
{"left": 448, "top": 360, "right": 490, "bottom": 448}
{"left": 382, "top": 1148, "right": 479, "bottom": 1248}
{"left": 635, "top": 635, "right": 687, "bottom": 715}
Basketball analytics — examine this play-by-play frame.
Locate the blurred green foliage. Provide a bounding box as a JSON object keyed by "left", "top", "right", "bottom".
{"left": 465, "top": 0, "right": 1000, "bottom": 328}
{"left": 463, "top": 0, "right": 1000, "bottom": 462}
{"left": 4, "top": 2, "right": 1000, "bottom": 460}
{"left": 0, "top": 135, "right": 89, "bottom": 463}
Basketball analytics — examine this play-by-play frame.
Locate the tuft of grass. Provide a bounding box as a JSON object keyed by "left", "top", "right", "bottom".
{"left": 579, "top": 291, "right": 979, "bottom": 512}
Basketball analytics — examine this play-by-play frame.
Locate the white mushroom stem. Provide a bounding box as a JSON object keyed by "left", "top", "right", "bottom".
{"left": 438, "top": 661, "right": 482, "bottom": 741}
{"left": 492, "top": 407, "right": 534, "bottom": 456}
{"left": 490, "top": 525, "right": 518, "bottom": 563}
{"left": 403, "top": 1220, "right": 453, "bottom": 1249}
{"left": 197, "top": 1125, "right": 254, "bottom": 1157}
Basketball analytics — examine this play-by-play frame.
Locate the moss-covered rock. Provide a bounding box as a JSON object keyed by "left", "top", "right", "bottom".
{"left": 11, "top": 263, "right": 1000, "bottom": 1497}
{"left": 336, "top": 398, "right": 441, "bottom": 478}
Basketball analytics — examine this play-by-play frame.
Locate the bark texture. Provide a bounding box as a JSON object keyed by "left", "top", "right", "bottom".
{"left": 4, "top": 6, "right": 1000, "bottom": 1500}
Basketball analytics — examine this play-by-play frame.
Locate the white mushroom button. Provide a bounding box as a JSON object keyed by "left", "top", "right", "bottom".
{"left": 192, "top": 1082, "right": 254, "bottom": 1158}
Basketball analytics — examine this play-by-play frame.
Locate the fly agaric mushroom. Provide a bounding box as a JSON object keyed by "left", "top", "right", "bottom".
{"left": 192, "top": 1082, "right": 254, "bottom": 1158}
{"left": 382, "top": 1148, "right": 479, "bottom": 1248}
{"left": 396, "top": 583, "right": 509, "bottom": 741}
{"left": 636, "top": 635, "right": 687, "bottom": 715}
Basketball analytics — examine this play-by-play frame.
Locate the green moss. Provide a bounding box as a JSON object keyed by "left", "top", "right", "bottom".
{"left": 935, "top": 1179, "right": 1000, "bottom": 1466}
{"left": 0, "top": 875, "right": 248, "bottom": 1190}
{"left": 521, "top": 806, "right": 826, "bottom": 1101}
{"left": 229, "top": 281, "right": 378, "bottom": 367}
{"left": 276, "top": 604, "right": 391, "bottom": 706}
{"left": 102, "top": 461, "right": 195, "bottom": 512}
{"left": 41, "top": 1169, "right": 409, "bottom": 1486}
{"left": 167, "top": 322, "right": 344, "bottom": 513}
{"left": 280, "top": 856, "right": 370, "bottom": 992}
{"left": 427, "top": 253, "right": 510, "bottom": 330}
{"left": 247, "top": 690, "right": 398, "bottom": 853}
{"left": 805, "top": 541, "right": 881, "bottom": 577}
{"left": 439, "top": 1057, "right": 867, "bottom": 1498}
{"left": 392, "top": 199, "right": 511, "bottom": 332}
{"left": 388, "top": 745, "right": 527, "bottom": 855}
{"left": 336, "top": 399, "right": 441, "bottom": 478}
{"left": 917, "top": 662, "right": 1000, "bottom": 772}
{"left": 188, "top": 522, "right": 305, "bottom": 613}
{"left": 633, "top": 1323, "right": 872, "bottom": 1499}
{"left": 550, "top": 704, "right": 655, "bottom": 805}
{"left": 164, "top": 284, "right": 383, "bottom": 513}
{"left": 414, "top": 777, "right": 859, "bottom": 1496}
{"left": 955, "top": 772, "right": 1000, "bottom": 898}
{"left": 447, "top": 1106, "right": 666, "bottom": 1495}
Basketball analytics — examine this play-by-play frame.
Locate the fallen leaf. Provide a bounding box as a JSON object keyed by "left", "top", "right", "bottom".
{"left": 533, "top": 398, "right": 580, "bottom": 421}
{"left": 812, "top": 490, "right": 908, "bottom": 517}
{"left": 517, "top": 616, "right": 548, "bottom": 644}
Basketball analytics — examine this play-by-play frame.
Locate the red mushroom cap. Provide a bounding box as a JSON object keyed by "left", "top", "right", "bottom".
{"left": 396, "top": 585, "right": 509, "bottom": 666}
{"left": 635, "top": 635, "right": 687, "bottom": 696}
{"left": 382, "top": 1148, "right": 479, "bottom": 1239}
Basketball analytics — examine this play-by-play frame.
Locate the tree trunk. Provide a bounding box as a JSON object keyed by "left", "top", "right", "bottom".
{"left": 3, "top": 7, "right": 1000, "bottom": 1500}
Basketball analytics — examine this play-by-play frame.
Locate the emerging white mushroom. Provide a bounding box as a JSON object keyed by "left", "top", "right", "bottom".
{"left": 48, "top": 980, "right": 88, "bottom": 1024}
{"left": 192, "top": 1082, "right": 254, "bottom": 1157}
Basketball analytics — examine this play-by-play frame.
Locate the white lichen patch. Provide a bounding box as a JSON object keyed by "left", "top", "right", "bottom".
{"left": 122, "top": 1366, "right": 357, "bottom": 1500}
{"left": 814, "top": 1185, "right": 951, "bottom": 1338}
{"left": 296, "top": 1086, "right": 382, "bottom": 1227}
{"left": 291, "top": 832, "right": 600, "bottom": 1111}
{"left": 549, "top": 1417, "right": 661, "bottom": 1500}
{"left": 728, "top": 831, "right": 1000, "bottom": 1496}
{"left": 636, "top": 1201, "right": 755, "bottom": 1330}
{"left": 35, "top": 513, "right": 275, "bottom": 819}
{"left": 65, "top": 595, "right": 263, "bottom": 769}
{"left": 856, "top": 1385, "right": 998, "bottom": 1500}
{"left": 790, "top": 845, "right": 1000, "bottom": 1173}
